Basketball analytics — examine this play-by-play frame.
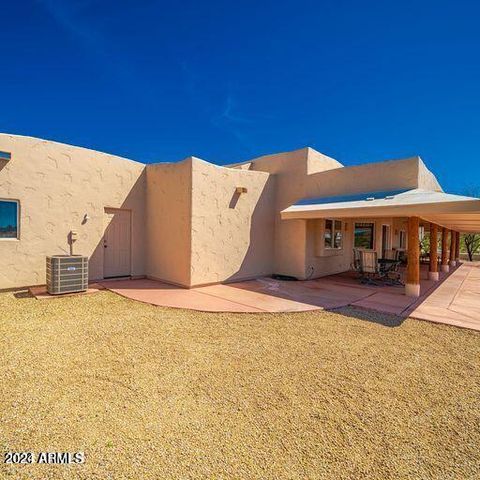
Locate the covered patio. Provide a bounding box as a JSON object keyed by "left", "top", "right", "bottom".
{"left": 281, "top": 188, "right": 480, "bottom": 299}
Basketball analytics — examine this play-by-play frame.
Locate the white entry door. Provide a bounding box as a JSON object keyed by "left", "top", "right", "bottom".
{"left": 103, "top": 208, "right": 131, "bottom": 278}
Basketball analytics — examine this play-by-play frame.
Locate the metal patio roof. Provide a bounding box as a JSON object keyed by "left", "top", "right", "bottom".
{"left": 281, "top": 189, "right": 480, "bottom": 233}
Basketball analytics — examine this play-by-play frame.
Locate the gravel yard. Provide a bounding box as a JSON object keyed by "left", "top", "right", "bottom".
{"left": 0, "top": 289, "right": 479, "bottom": 480}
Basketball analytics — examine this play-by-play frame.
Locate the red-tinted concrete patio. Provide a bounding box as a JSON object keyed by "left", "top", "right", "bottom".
{"left": 409, "top": 262, "right": 480, "bottom": 331}
{"left": 101, "top": 263, "right": 480, "bottom": 331}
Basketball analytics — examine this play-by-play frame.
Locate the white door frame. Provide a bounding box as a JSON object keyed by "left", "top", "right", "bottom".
{"left": 381, "top": 223, "right": 392, "bottom": 256}
{"left": 103, "top": 207, "right": 132, "bottom": 278}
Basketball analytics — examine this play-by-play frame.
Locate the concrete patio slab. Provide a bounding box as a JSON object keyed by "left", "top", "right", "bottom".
{"left": 100, "top": 263, "right": 480, "bottom": 331}
{"left": 101, "top": 279, "right": 265, "bottom": 312}
{"left": 352, "top": 291, "right": 415, "bottom": 316}
{"left": 195, "top": 283, "right": 321, "bottom": 312}
{"left": 410, "top": 263, "right": 480, "bottom": 331}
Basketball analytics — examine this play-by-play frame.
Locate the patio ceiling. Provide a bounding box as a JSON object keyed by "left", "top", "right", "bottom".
{"left": 281, "top": 189, "right": 480, "bottom": 233}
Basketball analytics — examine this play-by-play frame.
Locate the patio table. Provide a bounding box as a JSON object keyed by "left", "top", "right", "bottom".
{"left": 378, "top": 258, "right": 398, "bottom": 266}
{"left": 378, "top": 258, "right": 403, "bottom": 285}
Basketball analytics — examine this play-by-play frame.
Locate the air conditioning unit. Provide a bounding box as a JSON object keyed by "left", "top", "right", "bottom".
{"left": 46, "top": 255, "right": 88, "bottom": 295}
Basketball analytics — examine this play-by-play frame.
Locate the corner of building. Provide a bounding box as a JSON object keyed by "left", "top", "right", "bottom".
{"left": 145, "top": 157, "right": 194, "bottom": 288}
{"left": 189, "top": 158, "right": 276, "bottom": 286}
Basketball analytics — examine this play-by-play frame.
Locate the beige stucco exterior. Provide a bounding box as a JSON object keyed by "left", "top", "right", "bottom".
{"left": 144, "top": 157, "right": 276, "bottom": 287}
{"left": 0, "top": 134, "right": 146, "bottom": 289}
{"left": 229, "top": 149, "right": 441, "bottom": 280}
{"left": 0, "top": 133, "right": 467, "bottom": 291}
{"left": 145, "top": 158, "right": 192, "bottom": 287}
{"left": 190, "top": 159, "right": 276, "bottom": 286}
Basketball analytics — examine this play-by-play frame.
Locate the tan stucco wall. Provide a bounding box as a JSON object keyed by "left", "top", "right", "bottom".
{"left": 232, "top": 148, "right": 346, "bottom": 279}
{"left": 0, "top": 134, "right": 146, "bottom": 289}
{"left": 305, "top": 219, "right": 353, "bottom": 278}
{"left": 417, "top": 159, "right": 443, "bottom": 192}
{"left": 295, "top": 158, "right": 440, "bottom": 278}
{"left": 145, "top": 159, "right": 192, "bottom": 287}
{"left": 392, "top": 218, "right": 408, "bottom": 249}
{"left": 304, "top": 218, "right": 396, "bottom": 279}
{"left": 145, "top": 157, "right": 276, "bottom": 288}
{"left": 0, "top": 134, "right": 277, "bottom": 290}
{"left": 190, "top": 159, "right": 275, "bottom": 286}
{"left": 303, "top": 157, "right": 422, "bottom": 199}
{"left": 243, "top": 151, "right": 441, "bottom": 280}
{"left": 0, "top": 134, "right": 445, "bottom": 289}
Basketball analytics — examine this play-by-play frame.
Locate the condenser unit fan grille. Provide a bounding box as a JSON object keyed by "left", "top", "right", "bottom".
{"left": 46, "top": 255, "right": 88, "bottom": 295}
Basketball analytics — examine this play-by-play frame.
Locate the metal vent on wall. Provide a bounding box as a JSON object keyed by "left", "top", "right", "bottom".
{"left": 46, "top": 255, "right": 88, "bottom": 295}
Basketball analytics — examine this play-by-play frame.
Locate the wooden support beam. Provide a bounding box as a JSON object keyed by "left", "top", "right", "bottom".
{"left": 406, "top": 216, "right": 420, "bottom": 297}
{"left": 441, "top": 228, "right": 450, "bottom": 272}
{"left": 429, "top": 223, "right": 439, "bottom": 281}
{"left": 450, "top": 230, "right": 457, "bottom": 267}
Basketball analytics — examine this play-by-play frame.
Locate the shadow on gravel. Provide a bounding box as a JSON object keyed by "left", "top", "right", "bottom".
{"left": 331, "top": 305, "right": 405, "bottom": 327}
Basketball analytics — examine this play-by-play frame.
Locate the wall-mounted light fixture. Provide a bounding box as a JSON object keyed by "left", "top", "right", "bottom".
{"left": 235, "top": 187, "right": 248, "bottom": 194}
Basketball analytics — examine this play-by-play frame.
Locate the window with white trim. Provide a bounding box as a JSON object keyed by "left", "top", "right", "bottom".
{"left": 0, "top": 200, "right": 19, "bottom": 239}
{"left": 325, "top": 219, "right": 343, "bottom": 249}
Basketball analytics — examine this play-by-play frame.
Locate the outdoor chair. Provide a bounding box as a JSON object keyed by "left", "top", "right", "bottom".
{"left": 359, "top": 250, "right": 381, "bottom": 285}
{"left": 383, "top": 249, "right": 400, "bottom": 261}
{"left": 351, "top": 248, "right": 362, "bottom": 275}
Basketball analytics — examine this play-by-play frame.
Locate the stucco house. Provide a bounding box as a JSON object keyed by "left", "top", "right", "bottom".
{"left": 1, "top": 133, "right": 480, "bottom": 297}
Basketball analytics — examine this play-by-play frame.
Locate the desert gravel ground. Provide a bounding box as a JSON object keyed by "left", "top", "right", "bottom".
{"left": 0, "top": 289, "right": 479, "bottom": 480}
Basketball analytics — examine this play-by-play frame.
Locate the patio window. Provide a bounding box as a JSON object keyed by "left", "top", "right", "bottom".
{"left": 325, "top": 219, "right": 343, "bottom": 249}
{"left": 0, "top": 200, "right": 19, "bottom": 239}
{"left": 354, "top": 222, "right": 374, "bottom": 249}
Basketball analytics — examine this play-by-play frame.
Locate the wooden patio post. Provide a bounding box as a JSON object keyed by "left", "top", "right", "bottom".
{"left": 450, "top": 230, "right": 457, "bottom": 267}
{"left": 406, "top": 216, "right": 421, "bottom": 297}
{"left": 441, "top": 228, "right": 450, "bottom": 273}
{"left": 455, "top": 231, "right": 461, "bottom": 263}
{"left": 429, "top": 223, "right": 439, "bottom": 281}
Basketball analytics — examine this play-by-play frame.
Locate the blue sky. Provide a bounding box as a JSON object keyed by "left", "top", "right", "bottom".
{"left": 1, "top": 0, "right": 479, "bottom": 193}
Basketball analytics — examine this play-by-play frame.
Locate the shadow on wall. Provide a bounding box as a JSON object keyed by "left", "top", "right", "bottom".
{"left": 223, "top": 176, "right": 276, "bottom": 284}
{"left": 229, "top": 191, "right": 241, "bottom": 209}
{"left": 89, "top": 170, "right": 146, "bottom": 281}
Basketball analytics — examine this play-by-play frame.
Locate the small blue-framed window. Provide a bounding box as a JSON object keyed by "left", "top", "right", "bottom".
{"left": 0, "top": 200, "right": 19, "bottom": 239}
{"left": 0, "top": 151, "right": 11, "bottom": 160}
